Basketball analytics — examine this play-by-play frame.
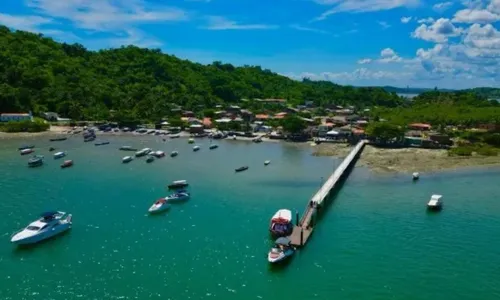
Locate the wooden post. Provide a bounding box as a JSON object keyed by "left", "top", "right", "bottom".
{"left": 295, "top": 211, "right": 299, "bottom": 226}
{"left": 300, "top": 227, "right": 304, "bottom": 246}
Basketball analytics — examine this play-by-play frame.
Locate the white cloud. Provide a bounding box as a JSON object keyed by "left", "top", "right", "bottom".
{"left": 289, "top": 24, "right": 330, "bottom": 34}
{"left": 313, "top": 0, "right": 420, "bottom": 21}
{"left": 358, "top": 58, "right": 372, "bottom": 64}
{"left": 418, "top": 17, "right": 435, "bottom": 24}
{"left": 378, "top": 21, "right": 391, "bottom": 29}
{"left": 379, "top": 47, "right": 402, "bottom": 62}
{"left": 284, "top": 68, "right": 412, "bottom": 85}
{"left": 412, "top": 18, "right": 463, "bottom": 43}
{"left": 433, "top": 2, "right": 453, "bottom": 12}
{"left": 401, "top": 16, "right": 412, "bottom": 23}
{"left": 0, "top": 13, "right": 52, "bottom": 32}
{"left": 453, "top": 9, "right": 500, "bottom": 23}
{"left": 203, "top": 16, "right": 278, "bottom": 30}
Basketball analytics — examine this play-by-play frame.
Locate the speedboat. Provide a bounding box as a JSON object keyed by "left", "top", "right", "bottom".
{"left": 188, "top": 138, "right": 194, "bottom": 144}
{"left": 167, "top": 180, "right": 189, "bottom": 190}
{"left": 120, "top": 146, "right": 137, "bottom": 151}
{"left": 209, "top": 144, "right": 218, "bottom": 150}
{"left": 61, "top": 160, "right": 73, "bottom": 168}
{"left": 427, "top": 194, "right": 443, "bottom": 211}
{"left": 146, "top": 155, "right": 155, "bottom": 163}
{"left": 235, "top": 166, "right": 249, "bottom": 172}
{"left": 135, "top": 148, "right": 152, "bottom": 157}
{"left": 268, "top": 237, "right": 295, "bottom": 264}
{"left": 53, "top": 151, "right": 66, "bottom": 159}
{"left": 122, "top": 156, "right": 133, "bottom": 163}
{"left": 28, "top": 155, "right": 44, "bottom": 167}
{"left": 148, "top": 198, "right": 170, "bottom": 214}
{"left": 193, "top": 145, "right": 200, "bottom": 152}
{"left": 11, "top": 211, "right": 72, "bottom": 245}
{"left": 412, "top": 172, "right": 420, "bottom": 181}
{"left": 269, "top": 209, "right": 293, "bottom": 237}
{"left": 18, "top": 145, "right": 35, "bottom": 151}
{"left": 49, "top": 137, "right": 67, "bottom": 142}
{"left": 165, "top": 190, "right": 190, "bottom": 202}
{"left": 152, "top": 151, "right": 165, "bottom": 158}
{"left": 264, "top": 160, "right": 271, "bottom": 166}
{"left": 95, "top": 141, "right": 110, "bottom": 146}
{"left": 20, "top": 148, "right": 34, "bottom": 155}
{"left": 170, "top": 151, "right": 178, "bottom": 157}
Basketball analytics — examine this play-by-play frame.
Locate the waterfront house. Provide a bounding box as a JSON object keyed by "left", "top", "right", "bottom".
{"left": 202, "top": 117, "right": 212, "bottom": 128}
{"left": 255, "top": 114, "right": 270, "bottom": 121}
{"left": 189, "top": 124, "right": 204, "bottom": 134}
{"left": 1, "top": 112, "right": 33, "bottom": 122}
{"left": 409, "top": 123, "right": 431, "bottom": 131}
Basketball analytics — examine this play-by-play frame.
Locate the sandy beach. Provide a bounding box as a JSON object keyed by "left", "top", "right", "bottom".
{"left": 312, "top": 143, "right": 500, "bottom": 173}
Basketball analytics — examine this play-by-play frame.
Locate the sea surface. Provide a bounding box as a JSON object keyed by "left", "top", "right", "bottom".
{"left": 0, "top": 135, "right": 500, "bottom": 300}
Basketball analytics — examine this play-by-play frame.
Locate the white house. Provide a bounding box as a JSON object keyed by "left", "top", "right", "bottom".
{"left": 1, "top": 112, "right": 33, "bottom": 122}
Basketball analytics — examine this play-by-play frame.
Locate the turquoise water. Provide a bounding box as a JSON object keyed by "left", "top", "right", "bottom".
{"left": 1, "top": 135, "right": 500, "bottom": 299}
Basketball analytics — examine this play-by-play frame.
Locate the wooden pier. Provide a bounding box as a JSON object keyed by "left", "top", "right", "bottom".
{"left": 288, "top": 140, "right": 366, "bottom": 247}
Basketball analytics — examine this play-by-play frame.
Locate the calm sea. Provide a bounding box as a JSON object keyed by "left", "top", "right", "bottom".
{"left": 0, "top": 135, "right": 499, "bottom": 300}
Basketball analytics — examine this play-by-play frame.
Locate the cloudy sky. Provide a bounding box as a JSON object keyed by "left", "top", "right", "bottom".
{"left": 1, "top": 0, "right": 500, "bottom": 88}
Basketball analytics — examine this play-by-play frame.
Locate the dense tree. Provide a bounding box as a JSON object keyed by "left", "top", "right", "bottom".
{"left": 365, "top": 122, "right": 405, "bottom": 143}
{"left": 281, "top": 115, "right": 306, "bottom": 134}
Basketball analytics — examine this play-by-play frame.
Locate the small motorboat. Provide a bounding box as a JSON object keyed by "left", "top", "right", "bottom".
{"left": 148, "top": 198, "right": 170, "bottom": 214}
{"left": 169, "top": 134, "right": 180, "bottom": 139}
{"left": 49, "top": 137, "right": 67, "bottom": 142}
{"left": 268, "top": 237, "right": 295, "bottom": 264}
{"left": 170, "top": 151, "right": 178, "bottom": 157}
{"left": 209, "top": 144, "right": 218, "bottom": 150}
{"left": 28, "top": 155, "right": 44, "bottom": 167}
{"left": 53, "top": 151, "right": 66, "bottom": 159}
{"left": 122, "top": 156, "right": 133, "bottom": 163}
{"left": 49, "top": 147, "right": 56, "bottom": 152}
{"left": 11, "top": 211, "right": 72, "bottom": 245}
{"left": 135, "top": 148, "right": 152, "bottom": 157}
{"left": 146, "top": 155, "right": 155, "bottom": 163}
{"left": 152, "top": 151, "right": 165, "bottom": 158}
{"left": 119, "top": 146, "right": 138, "bottom": 151}
{"left": 269, "top": 209, "right": 293, "bottom": 237}
{"left": 20, "top": 148, "right": 34, "bottom": 155}
{"left": 95, "top": 141, "right": 110, "bottom": 146}
{"left": 427, "top": 194, "right": 443, "bottom": 211}
{"left": 61, "top": 160, "right": 73, "bottom": 168}
{"left": 193, "top": 145, "right": 200, "bottom": 152}
{"left": 264, "top": 160, "right": 271, "bottom": 166}
{"left": 84, "top": 135, "right": 96, "bottom": 142}
{"left": 253, "top": 137, "right": 263, "bottom": 143}
{"left": 167, "top": 180, "right": 189, "bottom": 190}
{"left": 165, "top": 190, "right": 190, "bottom": 202}
{"left": 18, "top": 145, "right": 35, "bottom": 151}
{"left": 412, "top": 172, "right": 420, "bottom": 181}
{"left": 235, "top": 166, "right": 249, "bottom": 172}
{"left": 188, "top": 138, "right": 194, "bottom": 144}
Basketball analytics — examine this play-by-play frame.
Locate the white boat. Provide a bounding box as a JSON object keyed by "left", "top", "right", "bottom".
{"left": 170, "top": 151, "right": 179, "bottom": 157}
{"left": 264, "top": 160, "right": 271, "bottom": 166}
{"left": 20, "top": 148, "right": 34, "bottom": 155}
{"left": 209, "top": 144, "right": 218, "bottom": 150}
{"left": 193, "top": 145, "right": 200, "bottom": 151}
{"left": 188, "top": 138, "right": 194, "bottom": 144}
{"left": 165, "top": 190, "right": 190, "bottom": 202}
{"left": 427, "top": 194, "right": 443, "bottom": 211}
{"left": 167, "top": 180, "right": 188, "bottom": 189}
{"left": 269, "top": 209, "right": 293, "bottom": 237}
{"left": 169, "top": 133, "right": 180, "bottom": 138}
{"left": 122, "top": 156, "right": 133, "bottom": 163}
{"left": 11, "top": 211, "right": 72, "bottom": 245}
{"left": 412, "top": 172, "right": 420, "bottom": 181}
{"left": 135, "top": 148, "right": 152, "bottom": 157}
{"left": 53, "top": 151, "right": 66, "bottom": 159}
{"left": 148, "top": 198, "right": 171, "bottom": 214}
{"left": 152, "top": 151, "right": 165, "bottom": 158}
{"left": 268, "top": 237, "right": 295, "bottom": 264}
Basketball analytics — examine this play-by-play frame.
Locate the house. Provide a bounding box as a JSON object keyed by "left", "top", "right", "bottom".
{"left": 409, "top": 123, "right": 431, "bottom": 131}
{"left": 227, "top": 105, "right": 241, "bottom": 114}
{"left": 428, "top": 133, "right": 452, "bottom": 146}
{"left": 203, "top": 117, "right": 212, "bottom": 128}
{"left": 1, "top": 113, "right": 32, "bottom": 122}
{"left": 255, "top": 114, "right": 270, "bottom": 121}
{"left": 274, "top": 112, "right": 287, "bottom": 119}
{"left": 256, "top": 98, "right": 287, "bottom": 105}
{"left": 189, "top": 124, "right": 204, "bottom": 134}
{"left": 330, "top": 116, "right": 348, "bottom": 126}
{"left": 355, "top": 120, "right": 369, "bottom": 127}
{"left": 240, "top": 109, "right": 254, "bottom": 122}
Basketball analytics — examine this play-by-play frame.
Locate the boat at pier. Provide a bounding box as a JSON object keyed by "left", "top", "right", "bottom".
{"left": 268, "top": 237, "right": 295, "bottom": 264}
{"left": 427, "top": 194, "right": 443, "bottom": 211}
{"left": 167, "top": 180, "right": 189, "bottom": 190}
{"left": 11, "top": 211, "right": 72, "bottom": 245}
{"left": 269, "top": 209, "right": 293, "bottom": 237}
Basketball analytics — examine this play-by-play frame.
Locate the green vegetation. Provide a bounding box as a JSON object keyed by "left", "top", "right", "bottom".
{"left": 365, "top": 122, "right": 405, "bottom": 144}
{"left": 0, "top": 120, "right": 49, "bottom": 132}
{"left": 0, "top": 26, "right": 403, "bottom": 123}
{"left": 465, "top": 87, "right": 500, "bottom": 99}
{"left": 280, "top": 115, "right": 307, "bottom": 134}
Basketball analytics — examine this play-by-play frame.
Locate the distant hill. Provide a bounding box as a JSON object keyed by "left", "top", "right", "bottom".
{"left": 379, "top": 86, "right": 456, "bottom": 94}
{"left": 464, "top": 87, "right": 500, "bottom": 99}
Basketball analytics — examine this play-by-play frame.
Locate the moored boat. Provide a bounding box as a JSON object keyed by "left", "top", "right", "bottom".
{"left": 169, "top": 133, "right": 180, "bottom": 138}
{"left": 49, "top": 147, "right": 56, "bottom": 152}
{"left": 193, "top": 145, "right": 200, "bottom": 152}
{"left": 135, "top": 148, "right": 152, "bottom": 157}
{"left": 61, "top": 160, "right": 73, "bottom": 168}
{"left": 188, "top": 138, "right": 194, "bottom": 144}
{"left": 264, "top": 160, "right": 271, "bottom": 166}
{"left": 146, "top": 155, "right": 155, "bottom": 163}
{"left": 170, "top": 151, "right": 178, "bottom": 157}
{"left": 167, "top": 180, "right": 189, "bottom": 190}
{"left": 84, "top": 135, "right": 96, "bottom": 142}
{"left": 53, "top": 151, "right": 66, "bottom": 159}
{"left": 11, "top": 211, "right": 72, "bottom": 245}
{"left": 20, "top": 148, "right": 34, "bottom": 155}
{"left": 269, "top": 209, "right": 293, "bottom": 237}
{"left": 119, "top": 146, "right": 138, "bottom": 151}
{"left": 209, "top": 144, "right": 218, "bottom": 150}
{"left": 148, "top": 198, "right": 170, "bottom": 214}
{"left": 152, "top": 151, "right": 165, "bottom": 158}
{"left": 49, "top": 137, "right": 67, "bottom": 142}
{"left": 427, "top": 194, "right": 443, "bottom": 211}
{"left": 28, "top": 155, "right": 44, "bottom": 167}
{"left": 18, "top": 145, "right": 35, "bottom": 151}
{"left": 95, "top": 141, "right": 110, "bottom": 146}
{"left": 165, "top": 190, "right": 190, "bottom": 202}
{"left": 412, "top": 172, "right": 420, "bottom": 181}
{"left": 122, "top": 156, "right": 133, "bottom": 163}
{"left": 268, "top": 237, "right": 295, "bottom": 264}
{"left": 235, "top": 166, "right": 249, "bottom": 172}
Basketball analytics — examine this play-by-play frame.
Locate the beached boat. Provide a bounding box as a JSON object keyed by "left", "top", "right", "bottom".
{"left": 264, "top": 160, "right": 271, "bottom": 166}
{"left": 412, "top": 172, "right": 420, "bottom": 181}
{"left": 188, "top": 138, "right": 194, "bottom": 144}
{"left": 193, "top": 145, "right": 200, "bottom": 152}
{"left": 170, "top": 151, "right": 179, "bottom": 157}
{"left": 167, "top": 180, "right": 189, "bottom": 190}
{"left": 268, "top": 237, "right": 295, "bottom": 264}
{"left": 53, "top": 151, "right": 66, "bottom": 159}
{"left": 209, "top": 144, "right": 218, "bottom": 150}
{"left": 20, "top": 148, "right": 34, "bottom": 155}
{"left": 11, "top": 211, "right": 72, "bottom": 245}
{"left": 427, "top": 194, "right": 443, "bottom": 211}
{"left": 135, "top": 148, "right": 152, "bottom": 157}
{"left": 28, "top": 155, "right": 44, "bottom": 167}
{"left": 148, "top": 198, "right": 171, "bottom": 214}
{"left": 61, "top": 160, "right": 73, "bottom": 168}
{"left": 152, "top": 151, "right": 165, "bottom": 158}
{"left": 49, "top": 137, "right": 67, "bottom": 142}
{"left": 146, "top": 155, "right": 155, "bottom": 163}
{"left": 18, "top": 145, "right": 35, "bottom": 151}
{"left": 269, "top": 209, "right": 293, "bottom": 237}
{"left": 95, "top": 141, "right": 110, "bottom": 146}
{"left": 119, "top": 146, "right": 138, "bottom": 151}
{"left": 165, "top": 190, "right": 190, "bottom": 202}
{"left": 235, "top": 166, "right": 249, "bottom": 172}
{"left": 122, "top": 156, "right": 133, "bottom": 163}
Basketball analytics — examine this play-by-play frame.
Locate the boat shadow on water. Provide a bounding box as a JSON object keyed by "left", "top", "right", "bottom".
{"left": 11, "top": 230, "right": 72, "bottom": 254}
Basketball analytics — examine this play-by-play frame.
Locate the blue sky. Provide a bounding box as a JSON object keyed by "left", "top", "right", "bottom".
{"left": 1, "top": 0, "right": 500, "bottom": 88}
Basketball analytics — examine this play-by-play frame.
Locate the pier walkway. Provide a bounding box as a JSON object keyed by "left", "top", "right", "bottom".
{"left": 288, "top": 140, "right": 366, "bottom": 247}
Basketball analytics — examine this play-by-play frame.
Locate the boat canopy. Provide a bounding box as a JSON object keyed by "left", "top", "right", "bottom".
{"left": 40, "top": 211, "right": 58, "bottom": 218}
{"left": 271, "top": 209, "right": 292, "bottom": 223}
{"left": 275, "top": 237, "right": 291, "bottom": 246}
{"left": 173, "top": 180, "right": 187, "bottom": 184}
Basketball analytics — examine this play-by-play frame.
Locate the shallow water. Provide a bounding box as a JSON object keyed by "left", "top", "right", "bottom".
{"left": 0, "top": 135, "right": 499, "bottom": 299}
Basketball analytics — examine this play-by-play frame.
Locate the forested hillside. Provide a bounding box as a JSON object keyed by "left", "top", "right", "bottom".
{"left": 0, "top": 26, "right": 403, "bottom": 121}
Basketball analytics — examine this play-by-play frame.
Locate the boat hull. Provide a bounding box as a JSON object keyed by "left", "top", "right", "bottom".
{"left": 427, "top": 205, "right": 442, "bottom": 211}
{"left": 148, "top": 204, "right": 170, "bottom": 214}
{"left": 11, "top": 224, "right": 71, "bottom": 245}
{"left": 268, "top": 249, "right": 294, "bottom": 264}
{"left": 165, "top": 195, "right": 190, "bottom": 202}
